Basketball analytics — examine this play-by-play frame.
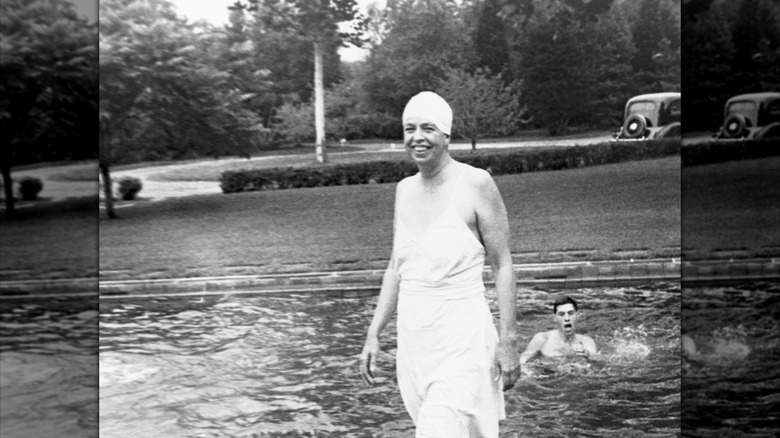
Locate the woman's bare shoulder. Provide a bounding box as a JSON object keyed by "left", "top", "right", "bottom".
{"left": 459, "top": 162, "right": 494, "bottom": 187}
{"left": 396, "top": 174, "right": 417, "bottom": 192}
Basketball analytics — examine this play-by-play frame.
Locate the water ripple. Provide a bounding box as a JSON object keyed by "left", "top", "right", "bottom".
{"left": 95, "top": 283, "right": 682, "bottom": 437}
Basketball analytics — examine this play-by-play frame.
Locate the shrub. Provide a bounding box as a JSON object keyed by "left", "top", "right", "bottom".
{"left": 374, "top": 114, "right": 403, "bottom": 140}
{"left": 436, "top": 68, "right": 524, "bottom": 146}
{"left": 117, "top": 177, "right": 143, "bottom": 200}
{"left": 681, "top": 139, "right": 780, "bottom": 167}
{"left": 17, "top": 176, "right": 43, "bottom": 200}
{"left": 219, "top": 139, "right": 680, "bottom": 194}
{"left": 274, "top": 98, "right": 315, "bottom": 145}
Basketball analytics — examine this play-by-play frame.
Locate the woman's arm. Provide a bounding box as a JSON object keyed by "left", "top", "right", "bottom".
{"left": 474, "top": 169, "right": 520, "bottom": 390}
{"left": 359, "top": 181, "right": 404, "bottom": 386}
{"left": 359, "top": 261, "right": 400, "bottom": 385}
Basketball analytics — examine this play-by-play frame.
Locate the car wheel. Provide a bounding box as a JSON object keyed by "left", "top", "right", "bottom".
{"left": 722, "top": 114, "right": 747, "bottom": 138}
{"left": 623, "top": 114, "right": 647, "bottom": 139}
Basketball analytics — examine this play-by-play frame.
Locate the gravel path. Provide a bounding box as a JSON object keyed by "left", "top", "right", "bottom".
{"left": 109, "top": 133, "right": 613, "bottom": 201}
{"left": 9, "top": 133, "right": 615, "bottom": 204}
{"left": 5, "top": 163, "right": 98, "bottom": 203}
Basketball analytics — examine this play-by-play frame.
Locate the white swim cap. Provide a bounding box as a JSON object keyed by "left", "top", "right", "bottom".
{"left": 402, "top": 91, "right": 452, "bottom": 136}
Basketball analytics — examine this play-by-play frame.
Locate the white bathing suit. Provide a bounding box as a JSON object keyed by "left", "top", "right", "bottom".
{"left": 393, "top": 164, "right": 505, "bottom": 437}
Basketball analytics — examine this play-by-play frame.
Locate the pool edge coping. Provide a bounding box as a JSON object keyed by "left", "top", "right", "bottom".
{"left": 2, "top": 257, "right": 779, "bottom": 299}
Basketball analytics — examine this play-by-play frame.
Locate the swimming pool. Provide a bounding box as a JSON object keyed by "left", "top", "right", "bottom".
{"left": 98, "top": 282, "right": 680, "bottom": 437}
{"left": 0, "top": 297, "right": 98, "bottom": 438}
{"left": 682, "top": 281, "right": 780, "bottom": 437}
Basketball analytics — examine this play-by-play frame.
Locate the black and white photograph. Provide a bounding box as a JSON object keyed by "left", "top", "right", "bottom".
{"left": 0, "top": 0, "right": 776, "bottom": 436}
{"left": 1, "top": 0, "right": 99, "bottom": 436}
{"left": 680, "top": 0, "right": 780, "bottom": 436}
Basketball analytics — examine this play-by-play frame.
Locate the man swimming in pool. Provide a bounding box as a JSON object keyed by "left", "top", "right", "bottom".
{"left": 519, "top": 295, "right": 597, "bottom": 363}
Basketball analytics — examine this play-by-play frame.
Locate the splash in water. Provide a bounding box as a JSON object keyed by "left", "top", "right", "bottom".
{"left": 686, "top": 324, "right": 751, "bottom": 368}
{"left": 605, "top": 325, "right": 652, "bottom": 363}
{"left": 522, "top": 356, "right": 595, "bottom": 377}
{"left": 683, "top": 283, "right": 779, "bottom": 437}
{"left": 520, "top": 325, "right": 652, "bottom": 378}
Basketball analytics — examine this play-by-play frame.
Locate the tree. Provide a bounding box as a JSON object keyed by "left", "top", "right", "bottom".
{"left": 229, "top": 4, "right": 343, "bottom": 133}
{"left": 632, "top": 0, "right": 664, "bottom": 74}
{"left": 436, "top": 68, "right": 524, "bottom": 149}
{"left": 502, "top": 0, "right": 617, "bottom": 133}
{"left": 630, "top": 0, "right": 680, "bottom": 92}
{"left": 589, "top": 6, "right": 636, "bottom": 128}
{"left": 0, "top": 0, "right": 98, "bottom": 216}
{"left": 474, "top": 0, "right": 511, "bottom": 77}
{"left": 730, "top": 0, "right": 780, "bottom": 94}
{"left": 232, "top": 0, "right": 366, "bottom": 163}
{"left": 518, "top": 13, "right": 599, "bottom": 135}
{"left": 362, "top": 0, "right": 476, "bottom": 119}
{"left": 99, "top": 0, "right": 267, "bottom": 218}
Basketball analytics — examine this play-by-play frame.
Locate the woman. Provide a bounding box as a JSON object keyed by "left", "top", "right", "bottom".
{"left": 359, "top": 92, "right": 520, "bottom": 437}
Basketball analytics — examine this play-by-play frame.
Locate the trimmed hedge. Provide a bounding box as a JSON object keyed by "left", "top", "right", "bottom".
{"left": 220, "top": 139, "right": 680, "bottom": 194}
{"left": 682, "top": 139, "right": 780, "bottom": 167}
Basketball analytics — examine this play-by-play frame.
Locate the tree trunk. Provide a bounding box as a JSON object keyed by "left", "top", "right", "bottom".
{"left": 471, "top": 136, "right": 477, "bottom": 151}
{"left": 99, "top": 162, "right": 117, "bottom": 219}
{"left": 313, "top": 41, "right": 328, "bottom": 163}
{"left": 1, "top": 164, "right": 16, "bottom": 217}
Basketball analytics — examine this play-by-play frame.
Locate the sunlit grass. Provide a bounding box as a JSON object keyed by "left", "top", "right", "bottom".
{"left": 0, "top": 197, "right": 98, "bottom": 278}
{"left": 682, "top": 156, "right": 780, "bottom": 259}
{"left": 49, "top": 163, "right": 99, "bottom": 182}
{"left": 99, "top": 157, "right": 682, "bottom": 279}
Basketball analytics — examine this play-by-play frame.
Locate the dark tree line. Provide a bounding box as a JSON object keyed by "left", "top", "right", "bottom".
{"left": 1, "top": 0, "right": 98, "bottom": 216}
{"left": 4, "top": 0, "right": 687, "bottom": 217}
{"left": 682, "top": 0, "right": 780, "bottom": 132}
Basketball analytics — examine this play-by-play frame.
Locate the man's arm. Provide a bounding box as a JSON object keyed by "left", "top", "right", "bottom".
{"left": 520, "top": 332, "right": 546, "bottom": 364}
{"left": 474, "top": 168, "right": 520, "bottom": 391}
{"left": 573, "top": 335, "right": 598, "bottom": 359}
{"left": 582, "top": 336, "right": 597, "bottom": 356}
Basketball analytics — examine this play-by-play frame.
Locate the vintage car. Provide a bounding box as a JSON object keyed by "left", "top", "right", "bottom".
{"left": 713, "top": 92, "right": 780, "bottom": 140}
{"left": 613, "top": 92, "right": 681, "bottom": 140}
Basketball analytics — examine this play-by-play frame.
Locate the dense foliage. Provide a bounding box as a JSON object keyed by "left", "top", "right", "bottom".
{"left": 683, "top": 0, "right": 780, "bottom": 132}
{"left": 682, "top": 139, "right": 780, "bottom": 166}
{"left": 5, "top": 0, "right": 692, "bottom": 215}
{"left": 1, "top": 0, "right": 97, "bottom": 215}
{"left": 220, "top": 139, "right": 680, "bottom": 193}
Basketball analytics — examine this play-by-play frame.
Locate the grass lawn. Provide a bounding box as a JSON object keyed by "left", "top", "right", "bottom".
{"left": 0, "top": 196, "right": 98, "bottom": 279}
{"left": 113, "top": 144, "right": 367, "bottom": 173}
{"left": 682, "top": 156, "right": 780, "bottom": 259}
{"left": 99, "top": 156, "right": 681, "bottom": 279}
{"left": 49, "top": 164, "right": 99, "bottom": 182}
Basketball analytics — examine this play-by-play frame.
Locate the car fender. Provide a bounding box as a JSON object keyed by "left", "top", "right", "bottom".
{"left": 653, "top": 122, "right": 681, "bottom": 139}
{"left": 755, "top": 122, "right": 780, "bottom": 139}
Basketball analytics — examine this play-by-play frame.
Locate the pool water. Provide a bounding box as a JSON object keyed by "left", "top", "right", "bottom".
{"left": 0, "top": 297, "right": 98, "bottom": 438}
{"left": 97, "top": 282, "right": 680, "bottom": 437}
{"left": 682, "top": 281, "right": 780, "bottom": 437}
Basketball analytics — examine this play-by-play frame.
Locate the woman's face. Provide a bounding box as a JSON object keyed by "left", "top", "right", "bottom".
{"left": 403, "top": 117, "right": 449, "bottom": 167}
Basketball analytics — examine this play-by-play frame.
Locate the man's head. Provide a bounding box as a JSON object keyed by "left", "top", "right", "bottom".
{"left": 552, "top": 295, "right": 579, "bottom": 336}
{"left": 402, "top": 91, "right": 452, "bottom": 165}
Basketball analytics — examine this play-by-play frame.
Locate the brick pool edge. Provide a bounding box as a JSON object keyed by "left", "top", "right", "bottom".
{"left": 2, "top": 258, "right": 778, "bottom": 299}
